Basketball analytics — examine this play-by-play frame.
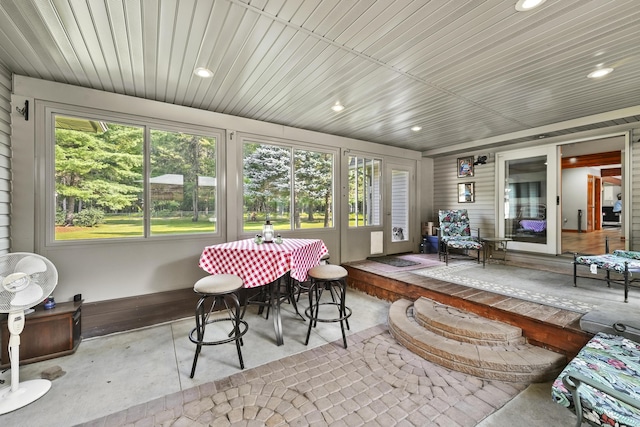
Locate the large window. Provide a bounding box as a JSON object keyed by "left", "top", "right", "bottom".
{"left": 53, "top": 113, "right": 220, "bottom": 241}
{"left": 242, "top": 140, "right": 334, "bottom": 232}
{"left": 348, "top": 156, "right": 381, "bottom": 227}
{"left": 150, "top": 129, "right": 217, "bottom": 235}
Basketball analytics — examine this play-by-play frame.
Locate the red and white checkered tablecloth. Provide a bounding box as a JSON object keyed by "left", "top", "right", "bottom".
{"left": 199, "top": 238, "right": 329, "bottom": 288}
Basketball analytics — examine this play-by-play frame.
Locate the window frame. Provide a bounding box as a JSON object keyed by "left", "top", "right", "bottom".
{"left": 347, "top": 154, "right": 382, "bottom": 228}
{"left": 237, "top": 133, "right": 337, "bottom": 236}
{"left": 40, "top": 103, "right": 226, "bottom": 247}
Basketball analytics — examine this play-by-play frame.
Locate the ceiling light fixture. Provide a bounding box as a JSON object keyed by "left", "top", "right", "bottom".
{"left": 588, "top": 67, "right": 614, "bottom": 79}
{"left": 515, "top": 0, "right": 546, "bottom": 11}
{"left": 194, "top": 67, "right": 213, "bottom": 78}
{"left": 331, "top": 101, "right": 345, "bottom": 112}
{"left": 411, "top": 126, "right": 422, "bottom": 132}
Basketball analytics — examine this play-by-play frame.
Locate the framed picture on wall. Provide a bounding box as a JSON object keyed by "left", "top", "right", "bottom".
{"left": 458, "top": 182, "right": 475, "bottom": 203}
{"left": 457, "top": 157, "right": 474, "bottom": 178}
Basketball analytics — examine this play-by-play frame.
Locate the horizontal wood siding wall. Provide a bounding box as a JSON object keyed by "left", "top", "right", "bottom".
{"left": 0, "top": 65, "right": 10, "bottom": 255}
{"left": 432, "top": 154, "right": 496, "bottom": 238}
{"left": 631, "top": 128, "right": 640, "bottom": 250}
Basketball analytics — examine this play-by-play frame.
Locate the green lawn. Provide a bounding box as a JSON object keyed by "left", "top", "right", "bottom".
{"left": 55, "top": 213, "right": 333, "bottom": 240}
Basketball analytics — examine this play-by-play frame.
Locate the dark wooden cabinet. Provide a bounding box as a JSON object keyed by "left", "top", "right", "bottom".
{"left": 0, "top": 301, "right": 82, "bottom": 368}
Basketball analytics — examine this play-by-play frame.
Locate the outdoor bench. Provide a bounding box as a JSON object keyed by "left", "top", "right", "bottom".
{"left": 573, "top": 247, "right": 640, "bottom": 303}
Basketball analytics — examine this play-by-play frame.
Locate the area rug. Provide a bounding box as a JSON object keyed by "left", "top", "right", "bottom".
{"left": 412, "top": 264, "right": 597, "bottom": 313}
{"left": 366, "top": 255, "right": 420, "bottom": 267}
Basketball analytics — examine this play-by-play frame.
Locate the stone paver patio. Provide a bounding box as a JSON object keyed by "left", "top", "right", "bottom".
{"left": 79, "top": 325, "right": 526, "bottom": 427}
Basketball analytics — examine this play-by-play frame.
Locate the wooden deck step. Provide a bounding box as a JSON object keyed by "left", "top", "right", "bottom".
{"left": 388, "top": 298, "right": 566, "bottom": 383}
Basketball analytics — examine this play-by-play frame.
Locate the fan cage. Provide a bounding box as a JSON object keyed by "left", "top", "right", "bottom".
{"left": 0, "top": 253, "right": 58, "bottom": 312}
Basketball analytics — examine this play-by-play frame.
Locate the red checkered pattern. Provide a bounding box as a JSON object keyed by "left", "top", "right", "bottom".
{"left": 199, "top": 238, "right": 329, "bottom": 288}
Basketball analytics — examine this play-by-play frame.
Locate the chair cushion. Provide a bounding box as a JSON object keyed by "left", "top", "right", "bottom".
{"left": 575, "top": 254, "right": 640, "bottom": 274}
{"left": 439, "top": 209, "right": 471, "bottom": 237}
{"left": 614, "top": 250, "right": 640, "bottom": 261}
{"left": 194, "top": 274, "right": 243, "bottom": 294}
{"left": 446, "top": 240, "right": 482, "bottom": 250}
{"left": 552, "top": 333, "right": 640, "bottom": 426}
{"left": 308, "top": 264, "right": 348, "bottom": 280}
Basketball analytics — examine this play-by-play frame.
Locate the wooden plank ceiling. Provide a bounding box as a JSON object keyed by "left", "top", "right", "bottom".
{"left": 0, "top": 0, "right": 639, "bottom": 154}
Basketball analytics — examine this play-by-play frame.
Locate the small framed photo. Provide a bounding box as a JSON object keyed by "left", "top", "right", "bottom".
{"left": 458, "top": 182, "right": 475, "bottom": 203}
{"left": 457, "top": 157, "right": 474, "bottom": 178}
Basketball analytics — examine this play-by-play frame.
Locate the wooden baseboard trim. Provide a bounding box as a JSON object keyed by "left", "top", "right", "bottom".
{"left": 81, "top": 287, "right": 264, "bottom": 339}
{"left": 82, "top": 288, "right": 199, "bottom": 338}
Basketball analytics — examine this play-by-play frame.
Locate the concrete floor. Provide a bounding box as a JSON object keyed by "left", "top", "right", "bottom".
{"left": 0, "top": 286, "right": 587, "bottom": 426}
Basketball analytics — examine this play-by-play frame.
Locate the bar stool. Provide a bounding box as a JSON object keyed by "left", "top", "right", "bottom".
{"left": 304, "top": 264, "right": 352, "bottom": 348}
{"left": 189, "top": 274, "right": 248, "bottom": 378}
{"left": 296, "top": 253, "right": 331, "bottom": 302}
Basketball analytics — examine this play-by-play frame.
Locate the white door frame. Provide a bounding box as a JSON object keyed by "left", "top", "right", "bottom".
{"left": 384, "top": 160, "right": 416, "bottom": 254}
{"left": 496, "top": 145, "right": 558, "bottom": 255}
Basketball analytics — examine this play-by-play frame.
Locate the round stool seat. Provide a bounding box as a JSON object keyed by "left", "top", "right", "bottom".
{"left": 194, "top": 274, "right": 243, "bottom": 295}
{"left": 308, "top": 264, "right": 347, "bottom": 281}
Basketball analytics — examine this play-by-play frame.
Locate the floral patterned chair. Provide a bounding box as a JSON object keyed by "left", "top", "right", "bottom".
{"left": 436, "top": 209, "right": 484, "bottom": 267}
{"left": 552, "top": 332, "right": 640, "bottom": 427}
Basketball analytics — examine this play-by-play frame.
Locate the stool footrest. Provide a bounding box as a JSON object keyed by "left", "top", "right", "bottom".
{"left": 189, "top": 318, "right": 248, "bottom": 346}
{"left": 305, "top": 303, "right": 352, "bottom": 323}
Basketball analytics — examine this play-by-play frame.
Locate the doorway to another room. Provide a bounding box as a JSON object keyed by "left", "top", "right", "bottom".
{"left": 560, "top": 137, "right": 625, "bottom": 255}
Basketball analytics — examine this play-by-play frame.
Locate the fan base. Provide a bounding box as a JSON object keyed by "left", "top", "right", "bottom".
{"left": 0, "top": 379, "right": 51, "bottom": 415}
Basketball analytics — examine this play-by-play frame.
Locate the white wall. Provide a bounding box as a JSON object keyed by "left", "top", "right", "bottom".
{"left": 561, "top": 167, "right": 599, "bottom": 231}
{"left": 0, "top": 64, "right": 10, "bottom": 255}
{"left": 11, "top": 76, "right": 422, "bottom": 303}
{"left": 432, "top": 153, "right": 496, "bottom": 238}
{"left": 420, "top": 157, "right": 434, "bottom": 224}
{"left": 603, "top": 183, "right": 621, "bottom": 207}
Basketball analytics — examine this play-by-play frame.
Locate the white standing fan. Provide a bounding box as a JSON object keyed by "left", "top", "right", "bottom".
{"left": 0, "top": 253, "right": 58, "bottom": 415}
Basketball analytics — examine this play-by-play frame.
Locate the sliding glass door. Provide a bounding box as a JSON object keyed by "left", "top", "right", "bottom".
{"left": 497, "top": 145, "right": 558, "bottom": 254}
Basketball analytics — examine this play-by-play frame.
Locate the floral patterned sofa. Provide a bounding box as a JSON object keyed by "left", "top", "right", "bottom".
{"left": 552, "top": 332, "right": 640, "bottom": 427}
{"left": 573, "top": 249, "right": 640, "bottom": 303}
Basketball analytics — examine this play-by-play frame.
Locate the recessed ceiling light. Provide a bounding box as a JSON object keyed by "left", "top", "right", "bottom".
{"left": 515, "top": 0, "right": 546, "bottom": 11}
{"left": 331, "top": 101, "right": 345, "bottom": 112}
{"left": 411, "top": 126, "right": 422, "bottom": 132}
{"left": 588, "top": 67, "right": 614, "bottom": 79}
{"left": 194, "top": 67, "right": 213, "bottom": 78}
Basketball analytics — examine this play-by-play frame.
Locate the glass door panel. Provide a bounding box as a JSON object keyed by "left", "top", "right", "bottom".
{"left": 504, "top": 156, "right": 547, "bottom": 244}
{"left": 498, "top": 145, "right": 558, "bottom": 254}
{"left": 384, "top": 162, "right": 415, "bottom": 254}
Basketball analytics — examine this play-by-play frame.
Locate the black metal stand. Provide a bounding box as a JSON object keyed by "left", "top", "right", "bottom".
{"left": 304, "top": 277, "right": 352, "bottom": 348}
{"left": 241, "top": 272, "right": 304, "bottom": 346}
{"left": 189, "top": 291, "right": 248, "bottom": 378}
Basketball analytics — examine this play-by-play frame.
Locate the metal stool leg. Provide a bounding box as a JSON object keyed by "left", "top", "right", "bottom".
{"left": 190, "top": 295, "right": 211, "bottom": 378}
{"left": 225, "top": 293, "right": 245, "bottom": 368}
{"left": 304, "top": 280, "right": 320, "bottom": 344}
{"left": 327, "top": 279, "right": 350, "bottom": 331}
{"left": 338, "top": 279, "right": 348, "bottom": 348}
